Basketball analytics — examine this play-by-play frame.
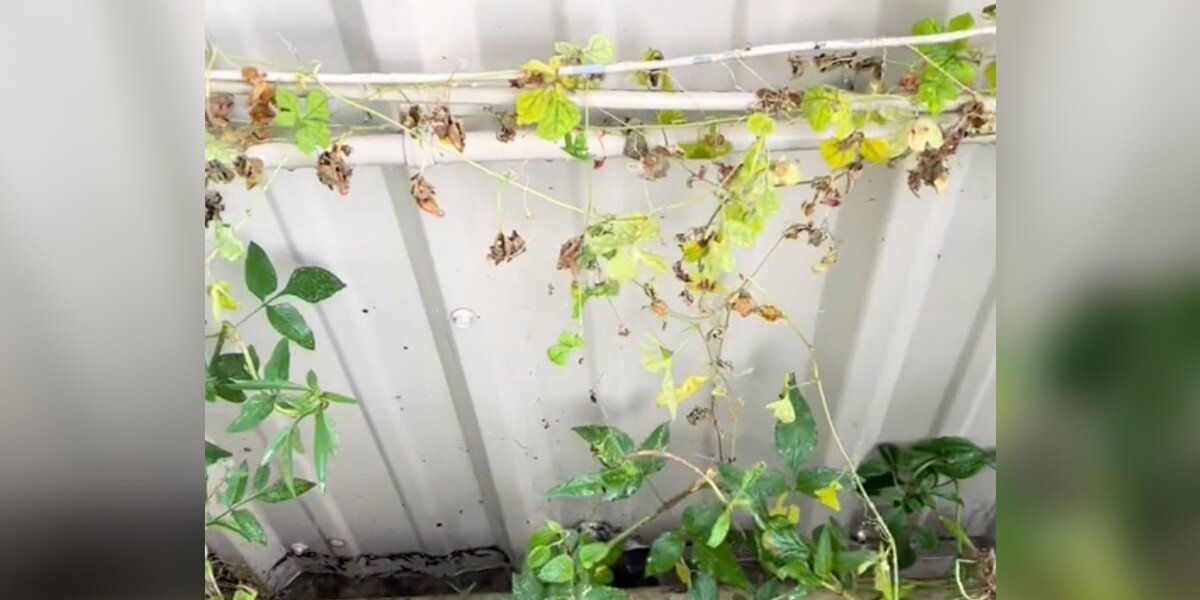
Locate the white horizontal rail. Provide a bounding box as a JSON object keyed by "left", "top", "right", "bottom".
{"left": 244, "top": 122, "right": 995, "bottom": 169}
{"left": 209, "top": 26, "right": 996, "bottom": 86}
{"left": 207, "top": 83, "right": 993, "bottom": 113}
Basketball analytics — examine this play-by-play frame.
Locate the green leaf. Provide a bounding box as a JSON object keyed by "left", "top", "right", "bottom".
{"left": 255, "top": 477, "right": 317, "bottom": 503}
{"left": 306, "top": 370, "right": 319, "bottom": 390}
{"left": 631, "top": 422, "right": 670, "bottom": 475}
{"left": 205, "top": 441, "right": 232, "bottom": 466}
{"left": 985, "top": 61, "right": 996, "bottom": 91}
{"left": 205, "top": 132, "right": 237, "bottom": 163}
{"left": 578, "top": 542, "right": 610, "bottom": 568}
{"left": 526, "top": 545, "right": 552, "bottom": 570}
{"left": 760, "top": 523, "right": 810, "bottom": 563}
{"left": 512, "top": 571, "right": 544, "bottom": 600}
{"left": 937, "top": 515, "right": 971, "bottom": 554}
{"left": 562, "top": 131, "right": 592, "bottom": 161}
{"left": 227, "top": 394, "right": 277, "bottom": 433}
{"left": 516, "top": 86, "right": 581, "bottom": 141}
{"left": 260, "top": 423, "right": 293, "bottom": 466}
{"left": 913, "top": 436, "right": 987, "bottom": 479}
{"left": 537, "top": 554, "right": 575, "bottom": 583}
{"left": 304, "top": 91, "right": 330, "bottom": 121}
{"left": 264, "top": 339, "right": 290, "bottom": 381}
{"left": 214, "top": 222, "right": 246, "bottom": 262}
{"left": 679, "top": 137, "right": 732, "bottom": 160}
{"left": 911, "top": 526, "right": 938, "bottom": 551}
{"left": 275, "top": 90, "right": 300, "bottom": 127}
{"left": 227, "top": 379, "right": 307, "bottom": 392}
{"left": 313, "top": 410, "right": 337, "bottom": 491}
{"left": 581, "top": 35, "right": 614, "bottom": 64}
{"left": 266, "top": 304, "right": 315, "bottom": 350}
{"left": 597, "top": 462, "right": 645, "bottom": 501}
{"left": 282, "top": 267, "right": 347, "bottom": 303}
{"left": 795, "top": 467, "right": 844, "bottom": 495}
{"left": 814, "top": 525, "right": 833, "bottom": 578}
{"left": 683, "top": 503, "right": 724, "bottom": 539}
{"left": 800, "top": 86, "right": 853, "bottom": 140}
{"left": 690, "top": 571, "right": 717, "bottom": 600}
{"left": 692, "top": 541, "right": 749, "bottom": 589}
{"left": 232, "top": 587, "right": 258, "bottom": 600}
{"left": 583, "top": 586, "right": 624, "bottom": 600}
{"left": 545, "top": 473, "right": 604, "bottom": 499}
{"left": 547, "top": 330, "right": 585, "bottom": 366}
{"left": 572, "top": 425, "right": 635, "bottom": 465}
{"left": 244, "top": 242, "right": 278, "bottom": 301}
{"left": 231, "top": 509, "right": 266, "bottom": 545}
{"left": 746, "top": 112, "right": 774, "bottom": 137}
{"left": 707, "top": 506, "right": 732, "bottom": 547}
{"left": 220, "top": 460, "right": 250, "bottom": 506}
{"left": 773, "top": 373, "right": 817, "bottom": 474}
{"left": 605, "top": 250, "right": 638, "bottom": 282}
{"left": 528, "top": 521, "right": 563, "bottom": 550}
{"left": 947, "top": 12, "right": 974, "bottom": 32}
{"left": 645, "top": 531, "right": 684, "bottom": 576}
{"left": 322, "top": 391, "right": 358, "bottom": 404}
{"left": 252, "top": 464, "right": 271, "bottom": 493}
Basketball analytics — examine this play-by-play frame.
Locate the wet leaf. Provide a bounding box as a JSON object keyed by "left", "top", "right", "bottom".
{"left": 282, "top": 267, "right": 346, "bottom": 303}
{"left": 316, "top": 143, "right": 354, "bottom": 196}
{"left": 774, "top": 373, "right": 818, "bottom": 474}
{"left": 255, "top": 477, "right": 317, "bottom": 503}
{"left": 410, "top": 173, "right": 444, "bottom": 217}
{"left": 232, "top": 509, "right": 266, "bottom": 545}
{"left": 645, "top": 531, "right": 683, "bottom": 576}
{"left": 266, "top": 303, "right": 315, "bottom": 350}
{"left": 244, "top": 242, "right": 278, "bottom": 301}
{"left": 205, "top": 441, "right": 232, "bottom": 466}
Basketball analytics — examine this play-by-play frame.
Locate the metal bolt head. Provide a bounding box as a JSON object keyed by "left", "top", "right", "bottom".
{"left": 290, "top": 542, "right": 308, "bottom": 555}
{"left": 329, "top": 538, "right": 346, "bottom": 548}
{"left": 450, "top": 308, "right": 477, "bottom": 328}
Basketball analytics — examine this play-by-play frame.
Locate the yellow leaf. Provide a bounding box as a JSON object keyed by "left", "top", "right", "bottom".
{"left": 768, "top": 157, "right": 803, "bottom": 186}
{"left": 907, "top": 118, "right": 944, "bottom": 152}
{"left": 657, "top": 374, "right": 708, "bottom": 420}
{"left": 680, "top": 240, "right": 705, "bottom": 262}
{"left": 859, "top": 138, "right": 891, "bottom": 164}
{"left": 765, "top": 397, "right": 795, "bottom": 423}
{"left": 640, "top": 341, "right": 673, "bottom": 373}
{"left": 520, "top": 58, "right": 556, "bottom": 78}
{"left": 208, "top": 281, "right": 238, "bottom": 323}
{"left": 676, "top": 375, "right": 708, "bottom": 400}
{"left": 814, "top": 480, "right": 843, "bottom": 512}
{"left": 675, "top": 558, "right": 691, "bottom": 589}
{"left": 770, "top": 493, "right": 801, "bottom": 525}
{"left": 819, "top": 138, "right": 856, "bottom": 170}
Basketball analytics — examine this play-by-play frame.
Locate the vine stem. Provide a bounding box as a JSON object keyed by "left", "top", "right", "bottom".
{"left": 605, "top": 478, "right": 705, "bottom": 550}
{"left": 208, "top": 26, "right": 995, "bottom": 86}
{"left": 309, "top": 75, "right": 587, "bottom": 215}
{"left": 626, "top": 450, "right": 728, "bottom": 504}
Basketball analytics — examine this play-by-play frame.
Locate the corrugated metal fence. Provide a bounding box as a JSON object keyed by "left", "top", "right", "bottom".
{"left": 204, "top": 0, "right": 996, "bottom": 586}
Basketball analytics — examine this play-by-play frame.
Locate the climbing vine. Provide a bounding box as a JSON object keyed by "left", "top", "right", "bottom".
{"left": 204, "top": 5, "right": 997, "bottom": 599}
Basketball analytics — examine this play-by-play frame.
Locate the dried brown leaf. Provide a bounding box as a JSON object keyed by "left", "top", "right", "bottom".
{"left": 496, "top": 112, "right": 517, "bottom": 143}
{"left": 730, "top": 290, "right": 756, "bottom": 317}
{"left": 234, "top": 155, "right": 264, "bottom": 190}
{"left": 401, "top": 105, "right": 422, "bottom": 131}
{"left": 754, "top": 87, "right": 803, "bottom": 114}
{"left": 756, "top": 305, "right": 783, "bottom": 323}
{"left": 316, "top": 143, "right": 354, "bottom": 196}
{"left": 486, "top": 230, "right": 527, "bottom": 265}
{"left": 410, "top": 173, "right": 443, "bottom": 216}
{"left": 650, "top": 299, "right": 667, "bottom": 320}
{"left": 556, "top": 235, "right": 583, "bottom": 270}
{"left": 898, "top": 72, "right": 920, "bottom": 93}
{"left": 205, "top": 160, "right": 235, "bottom": 186}
{"left": 206, "top": 93, "right": 235, "bottom": 129}
{"left": 430, "top": 105, "right": 465, "bottom": 152}
{"left": 638, "top": 146, "right": 672, "bottom": 180}
{"left": 205, "top": 190, "right": 224, "bottom": 228}
{"left": 686, "top": 406, "right": 710, "bottom": 426}
{"left": 787, "top": 54, "right": 807, "bottom": 78}
{"left": 686, "top": 164, "right": 707, "bottom": 189}
{"left": 241, "top": 67, "right": 275, "bottom": 140}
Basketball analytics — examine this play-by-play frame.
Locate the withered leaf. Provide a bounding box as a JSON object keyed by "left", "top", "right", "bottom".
{"left": 686, "top": 164, "right": 707, "bottom": 189}
{"left": 617, "top": 326, "right": 631, "bottom": 338}
{"left": 233, "top": 155, "right": 264, "bottom": 190}
{"left": 898, "top": 72, "right": 920, "bottom": 93}
{"left": 638, "top": 146, "right": 673, "bottom": 180}
{"left": 497, "top": 112, "right": 517, "bottom": 143}
{"left": 787, "top": 54, "right": 807, "bottom": 78}
{"left": 401, "top": 105, "right": 422, "bottom": 131}
{"left": 672, "top": 260, "right": 692, "bottom": 284}
{"left": 754, "top": 87, "right": 803, "bottom": 115}
{"left": 731, "top": 290, "right": 756, "bottom": 317}
{"left": 316, "top": 143, "right": 354, "bottom": 196}
{"left": 756, "top": 305, "right": 783, "bottom": 322}
{"left": 241, "top": 67, "right": 275, "bottom": 140}
{"left": 623, "top": 128, "right": 649, "bottom": 160}
{"left": 410, "top": 173, "right": 443, "bottom": 216}
{"left": 486, "top": 230, "right": 527, "bottom": 265}
{"left": 678, "top": 289, "right": 695, "bottom": 306}
{"left": 556, "top": 235, "right": 583, "bottom": 270}
{"left": 430, "top": 105, "right": 465, "bottom": 153}
{"left": 686, "top": 406, "right": 710, "bottom": 426}
{"left": 205, "top": 160, "right": 235, "bottom": 186}
{"left": 205, "top": 190, "right": 224, "bottom": 228}
{"left": 650, "top": 298, "right": 667, "bottom": 321}
{"left": 206, "top": 93, "right": 235, "bottom": 129}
